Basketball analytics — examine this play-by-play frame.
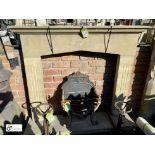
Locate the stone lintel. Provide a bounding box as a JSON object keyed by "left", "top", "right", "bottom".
{"left": 10, "top": 26, "right": 154, "bottom": 58}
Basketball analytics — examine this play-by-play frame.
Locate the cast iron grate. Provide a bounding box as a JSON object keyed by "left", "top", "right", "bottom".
{"left": 62, "top": 71, "right": 101, "bottom": 126}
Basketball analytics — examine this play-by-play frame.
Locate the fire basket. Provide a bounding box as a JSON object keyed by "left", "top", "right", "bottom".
{"left": 61, "top": 71, "right": 101, "bottom": 126}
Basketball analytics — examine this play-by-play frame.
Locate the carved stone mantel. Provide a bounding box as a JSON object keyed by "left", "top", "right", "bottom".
{"left": 10, "top": 26, "right": 153, "bottom": 57}
{"left": 10, "top": 26, "right": 154, "bottom": 110}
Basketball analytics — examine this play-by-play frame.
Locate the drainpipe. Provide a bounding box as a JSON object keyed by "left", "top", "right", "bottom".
{"left": 136, "top": 117, "right": 155, "bottom": 135}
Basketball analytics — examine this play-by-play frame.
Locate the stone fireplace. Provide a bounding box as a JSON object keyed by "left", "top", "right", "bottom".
{"left": 10, "top": 26, "right": 154, "bottom": 117}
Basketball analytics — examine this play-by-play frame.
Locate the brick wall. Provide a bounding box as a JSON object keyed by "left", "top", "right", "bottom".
{"left": 42, "top": 52, "right": 117, "bottom": 113}
{"left": 0, "top": 52, "right": 27, "bottom": 113}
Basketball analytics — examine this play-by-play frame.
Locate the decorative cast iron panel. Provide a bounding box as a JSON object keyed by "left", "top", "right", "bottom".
{"left": 62, "top": 71, "right": 96, "bottom": 99}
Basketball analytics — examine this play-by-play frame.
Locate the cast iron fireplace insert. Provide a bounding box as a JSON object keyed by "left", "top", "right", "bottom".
{"left": 61, "top": 71, "right": 101, "bottom": 126}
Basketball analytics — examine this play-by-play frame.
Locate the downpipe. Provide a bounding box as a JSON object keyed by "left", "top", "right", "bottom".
{"left": 136, "top": 117, "right": 155, "bottom": 135}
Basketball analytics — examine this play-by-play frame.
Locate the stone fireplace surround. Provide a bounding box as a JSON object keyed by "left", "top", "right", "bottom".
{"left": 10, "top": 26, "right": 154, "bottom": 116}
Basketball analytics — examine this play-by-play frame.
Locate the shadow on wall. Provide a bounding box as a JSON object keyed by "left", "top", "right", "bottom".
{"left": 47, "top": 76, "right": 67, "bottom": 115}
{"left": 115, "top": 94, "right": 127, "bottom": 103}
{"left": 0, "top": 91, "right": 13, "bottom": 113}
{"left": 111, "top": 46, "right": 152, "bottom": 120}
{"left": 114, "top": 93, "right": 132, "bottom": 116}
{"left": 16, "top": 34, "right": 32, "bottom": 117}
{"left": 130, "top": 46, "right": 152, "bottom": 118}
{"left": 101, "top": 54, "right": 118, "bottom": 111}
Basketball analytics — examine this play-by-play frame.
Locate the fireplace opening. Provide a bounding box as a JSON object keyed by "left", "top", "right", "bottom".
{"left": 42, "top": 51, "right": 118, "bottom": 114}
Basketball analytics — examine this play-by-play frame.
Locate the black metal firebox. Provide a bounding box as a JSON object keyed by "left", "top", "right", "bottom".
{"left": 62, "top": 71, "right": 101, "bottom": 126}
